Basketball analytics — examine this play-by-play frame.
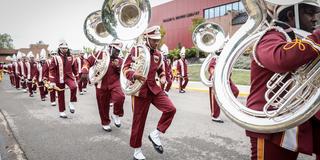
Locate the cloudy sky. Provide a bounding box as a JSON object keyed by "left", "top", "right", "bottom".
{"left": 0, "top": 0, "right": 172, "bottom": 50}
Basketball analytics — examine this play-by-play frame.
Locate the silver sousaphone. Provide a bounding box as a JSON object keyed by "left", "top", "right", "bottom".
{"left": 101, "top": 0, "right": 151, "bottom": 95}
{"left": 84, "top": 10, "right": 111, "bottom": 84}
{"left": 213, "top": 0, "right": 320, "bottom": 133}
{"left": 192, "top": 22, "right": 226, "bottom": 87}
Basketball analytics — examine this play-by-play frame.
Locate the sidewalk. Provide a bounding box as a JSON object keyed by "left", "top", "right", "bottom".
{"left": 171, "top": 81, "right": 250, "bottom": 97}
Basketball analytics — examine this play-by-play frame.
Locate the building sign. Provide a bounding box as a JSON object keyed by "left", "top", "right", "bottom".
{"left": 163, "top": 11, "right": 200, "bottom": 23}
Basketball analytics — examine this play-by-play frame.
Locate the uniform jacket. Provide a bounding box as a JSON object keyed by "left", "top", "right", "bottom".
{"left": 49, "top": 53, "right": 78, "bottom": 84}
{"left": 177, "top": 58, "right": 188, "bottom": 77}
{"left": 246, "top": 26, "right": 320, "bottom": 154}
{"left": 123, "top": 46, "right": 165, "bottom": 98}
{"left": 82, "top": 51, "right": 123, "bottom": 90}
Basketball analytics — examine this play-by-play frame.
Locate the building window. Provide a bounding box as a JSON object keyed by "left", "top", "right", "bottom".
{"left": 209, "top": 8, "right": 214, "bottom": 18}
{"left": 214, "top": 7, "right": 219, "bottom": 17}
{"left": 232, "top": 2, "right": 239, "bottom": 11}
{"left": 226, "top": 4, "right": 232, "bottom": 12}
{"left": 204, "top": 1, "right": 244, "bottom": 19}
{"left": 220, "top": 5, "right": 226, "bottom": 16}
{"left": 204, "top": 9, "right": 209, "bottom": 19}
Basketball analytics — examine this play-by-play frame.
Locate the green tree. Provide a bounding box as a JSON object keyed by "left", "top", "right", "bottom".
{"left": 0, "top": 33, "right": 14, "bottom": 49}
{"left": 159, "top": 25, "right": 167, "bottom": 48}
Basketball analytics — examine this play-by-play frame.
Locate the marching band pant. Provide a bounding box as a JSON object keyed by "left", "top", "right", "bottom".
{"left": 21, "top": 80, "right": 26, "bottom": 89}
{"left": 179, "top": 76, "right": 188, "bottom": 90}
{"left": 78, "top": 73, "right": 88, "bottom": 92}
{"left": 38, "top": 82, "right": 46, "bottom": 99}
{"left": 130, "top": 92, "right": 176, "bottom": 148}
{"left": 209, "top": 82, "right": 239, "bottom": 118}
{"left": 27, "top": 80, "right": 33, "bottom": 95}
{"left": 56, "top": 79, "right": 77, "bottom": 112}
{"left": 250, "top": 118, "right": 320, "bottom": 160}
{"left": 15, "top": 75, "right": 20, "bottom": 89}
{"left": 250, "top": 137, "right": 298, "bottom": 160}
{"left": 161, "top": 76, "right": 173, "bottom": 92}
{"left": 10, "top": 75, "right": 15, "bottom": 86}
{"left": 50, "top": 90, "right": 56, "bottom": 103}
{"left": 95, "top": 86, "right": 125, "bottom": 125}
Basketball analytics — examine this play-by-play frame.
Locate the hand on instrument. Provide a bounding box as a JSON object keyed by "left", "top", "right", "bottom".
{"left": 133, "top": 73, "right": 146, "bottom": 83}
{"left": 160, "top": 76, "right": 166, "bottom": 84}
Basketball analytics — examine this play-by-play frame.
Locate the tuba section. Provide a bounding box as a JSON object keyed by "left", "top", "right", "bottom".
{"left": 192, "top": 22, "right": 226, "bottom": 87}
{"left": 213, "top": 0, "right": 320, "bottom": 133}
{"left": 83, "top": 10, "right": 111, "bottom": 84}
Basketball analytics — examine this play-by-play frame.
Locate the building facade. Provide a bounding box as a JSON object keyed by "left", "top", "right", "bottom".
{"left": 150, "top": 0, "right": 247, "bottom": 50}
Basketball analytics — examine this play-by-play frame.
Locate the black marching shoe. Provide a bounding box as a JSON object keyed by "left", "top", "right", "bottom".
{"left": 211, "top": 117, "right": 224, "bottom": 123}
{"left": 102, "top": 125, "right": 112, "bottom": 132}
{"left": 148, "top": 135, "right": 164, "bottom": 154}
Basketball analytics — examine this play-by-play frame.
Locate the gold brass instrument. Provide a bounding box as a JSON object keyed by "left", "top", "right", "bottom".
{"left": 84, "top": 10, "right": 111, "bottom": 84}
{"left": 213, "top": 0, "right": 320, "bottom": 133}
{"left": 192, "top": 22, "right": 226, "bottom": 87}
{"left": 44, "top": 81, "right": 64, "bottom": 92}
{"left": 100, "top": 0, "right": 151, "bottom": 95}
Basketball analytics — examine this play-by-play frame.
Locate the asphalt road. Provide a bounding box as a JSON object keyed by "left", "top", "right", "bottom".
{"left": 0, "top": 76, "right": 314, "bottom": 160}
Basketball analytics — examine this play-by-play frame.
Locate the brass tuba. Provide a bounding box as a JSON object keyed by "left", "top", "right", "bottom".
{"left": 101, "top": 0, "right": 151, "bottom": 95}
{"left": 192, "top": 22, "right": 226, "bottom": 87}
{"left": 84, "top": 10, "right": 111, "bottom": 84}
{"left": 213, "top": 0, "right": 320, "bottom": 133}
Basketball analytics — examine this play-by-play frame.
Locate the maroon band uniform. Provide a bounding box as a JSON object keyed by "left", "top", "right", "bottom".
{"left": 247, "top": 25, "right": 320, "bottom": 159}
{"left": 49, "top": 51, "right": 78, "bottom": 112}
{"left": 177, "top": 57, "right": 188, "bottom": 92}
{"left": 208, "top": 57, "right": 239, "bottom": 118}
{"left": 82, "top": 51, "right": 125, "bottom": 126}
{"left": 123, "top": 46, "right": 176, "bottom": 148}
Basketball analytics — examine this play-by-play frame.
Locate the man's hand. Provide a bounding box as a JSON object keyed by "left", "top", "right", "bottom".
{"left": 160, "top": 76, "right": 166, "bottom": 84}
{"left": 133, "top": 73, "right": 146, "bottom": 83}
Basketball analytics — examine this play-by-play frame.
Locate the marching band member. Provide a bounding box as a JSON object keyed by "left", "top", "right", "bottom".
{"left": 208, "top": 49, "right": 239, "bottom": 123}
{"left": 123, "top": 25, "right": 176, "bottom": 160}
{"left": 26, "top": 52, "right": 37, "bottom": 97}
{"left": 48, "top": 50, "right": 57, "bottom": 106}
{"left": 247, "top": 1, "right": 320, "bottom": 159}
{"left": 18, "top": 53, "right": 27, "bottom": 92}
{"left": 160, "top": 44, "right": 173, "bottom": 95}
{"left": 49, "top": 42, "right": 78, "bottom": 118}
{"left": 5, "top": 56, "right": 15, "bottom": 86}
{"left": 13, "top": 52, "right": 21, "bottom": 89}
{"left": 76, "top": 51, "right": 88, "bottom": 95}
{"left": 0, "top": 62, "right": 3, "bottom": 81}
{"left": 81, "top": 42, "right": 125, "bottom": 132}
{"left": 35, "top": 49, "right": 49, "bottom": 101}
{"left": 177, "top": 46, "right": 188, "bottom": 93}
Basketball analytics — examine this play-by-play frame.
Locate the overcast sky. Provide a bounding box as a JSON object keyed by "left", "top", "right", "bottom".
{"left": 0, "top": 0, "right": 172, "bottom": 51}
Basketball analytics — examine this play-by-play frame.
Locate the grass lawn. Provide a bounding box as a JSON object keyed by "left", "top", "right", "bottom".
{"left": 187, "top": 64, "right": 250, "bottom": 85}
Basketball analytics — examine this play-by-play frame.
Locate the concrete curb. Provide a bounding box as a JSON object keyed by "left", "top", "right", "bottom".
{"left": 171, "top": 84, "right": 249, "bottom": 97}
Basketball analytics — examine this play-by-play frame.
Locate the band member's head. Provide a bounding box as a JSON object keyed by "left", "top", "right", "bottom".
{"left": 144, "top": 25, "right": 161, "bottom": 50}
{"left": 21, "top": 53, "right": 27, "bottom": 62}
{"left": 180, "top": 46, "right": 186, "bottom": 59}
{"left": 109, "top": 42, "right": 123, "bottom": 59}
{"left": 79, "top": 51, "right": 85, "bottom": 58}
{"left": 27, "top": 51, "right": 34, "bottom": 62}
{"left": 58, "top": 42, "right": 70, "bottom": 56}
{"left": 160, "top": 44, "right": 169, "bottom": 58}
{"left": 40, "top": 49, "right": 47, "bottom": 63}
{"left": 276, "top": 1, "right": 320, "bottom": 32}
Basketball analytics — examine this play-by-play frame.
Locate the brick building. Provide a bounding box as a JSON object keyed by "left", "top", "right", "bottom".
{"left": 18, "top": 41, "right": 50, "bottom": 58}
{"left": 0, "top": 49, "right": 17, "bottom": 63}
{"left": 150, "top": 0, "right": 247, "bottom": 49}
{"left": 0, "top": 41, "right": 51, "bottom": 63}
